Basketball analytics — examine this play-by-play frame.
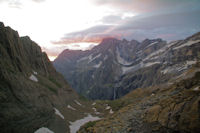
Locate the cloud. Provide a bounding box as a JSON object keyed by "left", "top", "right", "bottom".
{"left": 101, "top": 15, "right": 122, "bottom": 24}
{"left": 0, "top": 0, "right": 45, "bottom": 8}
{"left": 91, "top": 0, "right": 200, "bottom": 14}
{"left": 8, "top": 1, "right": 22, "bottom": 9}
{"left": 0, "top": 0, "right": 22, "bottom": 8}
{"left": 114, "top": 10, "right": 200, "bottom": 40}
{"left": 52, "top": 25, "right": 123, "bottom": 44}
{"left": 54, "top": 9, "right": 200, "bottom": 44}
{"left": 53, "top": 0, "right": 200, "bottom": 46}
{"left": 32, "top": 0, "right": 45, "bottom": 3}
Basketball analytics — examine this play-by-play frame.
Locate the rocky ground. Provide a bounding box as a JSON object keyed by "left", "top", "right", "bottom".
{"left": 78, "top": 63, "right": 200, "bottom": 133}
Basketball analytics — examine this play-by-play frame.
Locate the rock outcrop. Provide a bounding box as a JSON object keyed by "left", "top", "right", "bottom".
{"left": 0, "top": 22, "right": 85, "bottom": 133}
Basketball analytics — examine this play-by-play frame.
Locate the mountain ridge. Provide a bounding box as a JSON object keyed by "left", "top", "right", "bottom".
{"left": 0, "top": 22, "right": 95, "bottom": 133}
{"left": 53, "top": 32, "right": 200, "bottom": 100}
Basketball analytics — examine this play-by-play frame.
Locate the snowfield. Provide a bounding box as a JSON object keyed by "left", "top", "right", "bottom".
{"left": 93, "top": 61, "right": 102, "bottom": 68}
{"left": 69, "top": 114, "right": 101, "bottom": 133}
{"left": 34, "top": 127, "right": 54, "bottom": 133}
{"left": 116, "top": 47, "right": 132, "bottom": 65}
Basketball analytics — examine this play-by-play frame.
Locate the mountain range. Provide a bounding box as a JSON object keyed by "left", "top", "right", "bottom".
{"left": 53, "top": 33, "right": 200, "bottom": 100}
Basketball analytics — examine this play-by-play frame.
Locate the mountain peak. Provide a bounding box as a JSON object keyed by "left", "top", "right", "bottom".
{"left": 21, "top": 35, "right": 31, "bottom": 40}
{"left": 101, "top": 37, "right": 119, "bottom": 44}
{"left": 0, "top": 22, "right": 4, "bottom": 28}
{"left": 187, "top": 32, "right": 200, "bottom": 41}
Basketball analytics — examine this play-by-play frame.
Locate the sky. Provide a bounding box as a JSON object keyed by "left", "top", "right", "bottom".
{"left": 0, "top": 0, "right": 200, "bottom": 60}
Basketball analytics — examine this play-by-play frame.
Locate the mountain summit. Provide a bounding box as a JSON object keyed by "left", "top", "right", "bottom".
{"left": 54, "top": 33, "right": 200, "bottom": 100}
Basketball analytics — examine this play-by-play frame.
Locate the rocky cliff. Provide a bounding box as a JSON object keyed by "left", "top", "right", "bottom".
{"left": 53, "top": 33, "right": 200, "bottom": 100}
{"left": 0, "top": 22, "right": 90, "bottom": 133}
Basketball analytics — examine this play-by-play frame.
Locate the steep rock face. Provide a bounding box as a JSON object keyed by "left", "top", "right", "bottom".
{"left": 79, "top": 64, "right": 200, "bottom": 133}
{"left": 54, "top": 33, "right": 200, "bottom": 100}
{"left": 54, "top": 38, "right": 142, "bottom": 99}
{"left": 0, "top": 22, "right": 81, "bottom": 133}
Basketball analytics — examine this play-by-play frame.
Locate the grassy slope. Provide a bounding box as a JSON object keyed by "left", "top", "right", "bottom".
{"left": 79, "top": 63, "right": 200, "bottom": 133}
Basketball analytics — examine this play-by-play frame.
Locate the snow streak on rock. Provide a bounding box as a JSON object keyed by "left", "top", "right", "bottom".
{"left": 54, "top": 108, "right": 64, "bottom": 119}
{"left": 29, "top": 74, "right": 38, "bottom": 82}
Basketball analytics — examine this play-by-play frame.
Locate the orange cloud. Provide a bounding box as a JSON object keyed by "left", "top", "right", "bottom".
{"left": 52, "top": 33, "right": 122, "bottom": 45}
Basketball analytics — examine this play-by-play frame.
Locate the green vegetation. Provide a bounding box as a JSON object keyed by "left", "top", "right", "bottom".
{"left": 38, "top": 75, "right": 58, "bottom": 94}
{"left": 49, "top": 77, "right": 62, "bottom": 88}
{"left": 108, "top": 100, "right": 126, "bottom": 111}
{"left": 46, "top": 86, "right": 58, "bottom": 94}
{"left": 83, "top": 121, "right": 97, "bottom": 129}
{"left": 78, "top": 94, "right": 89, "bottom": 101}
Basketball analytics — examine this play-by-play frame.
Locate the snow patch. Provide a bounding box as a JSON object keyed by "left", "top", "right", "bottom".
{"left": 193, "top": 86, "right": 199, "bottom": 91}
{"left": 186, "top": 60, "right": 197, "bottom": 65}
{"left": 33, "top": 71, "right": 38, "bottom": 75}
{"left": 145, "top": 41, "right": 158, "bottom": 48}
{"left": 161, "top": 68, "right": 171, "bottom": 74}
{"left": 67, "top": 105, "right": 76, "bottom": 110}
{"left": 104, "top": 55, "right": 108, "bottom": 61}
{"left": 92, "top": 107, "right": 97, "bottom": 112}
{"left": 77, "top": 56, "right": 88, "bottom": 62}
{"left": 54, "top": 108, "right": 64, "bottom": 119}
{"left": 34, "top": 127, "right": 54, "bottom": 133}
{"left": 122, "top": 65, "right": 136, "bottom": 74}
{"left": 161, "top": 60, "right": 197, "bottom": 74}
{"left": 136, "top": 50, "right": 142, "bottom": 55}
{"left": 122, "top": 61, "right": 160, "bottom": 74}
{"left": 92, "top": 102, "right": 96, "bottom": 106}
{"left": 95, "top": 112, "right": 100, "bottom": 115}
{"left": 93, "top": 61, "right": 102, "bottom": 68}
{"left": 121, "top": 62, "right": 143, "bottom": 74}
{"left": 144, "top": 61, "right": 160, "bottom": 67}
{"left": 143, "top": 41, "right": 178, "bottom": 62}
{"left": 74, "top": 100, "right": 82, "bottom": 106}
{"left": 161, "top": 66, "right": 186, "bottom": 74}
{"left": 116, "top": 47, "right": 132, "bottom": 65}
{"left": 92, "top": 107, "right": 100, "bottom": 114}
{"left": 88, "top": 53, "right": 102, "bottom": 63}
{"left": 173, "top": 40, "right": 200, "bottom": 50}
{"left": 167, "top": 41, "right": 179, "bottom": 48}
{"left": 143, "top": 48, "right": 165, "bottom": 61}
{"left": 69, "top": 114, "right": 101, "bottom": 133}
{"left": 109, "top": 109, "right": 114, "bottom": 114}
{"left": 105, "top": 106, "right": 111, "bottom": 110}
{"left": 29, "top": 74, "right": 38, "bottom": 82}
